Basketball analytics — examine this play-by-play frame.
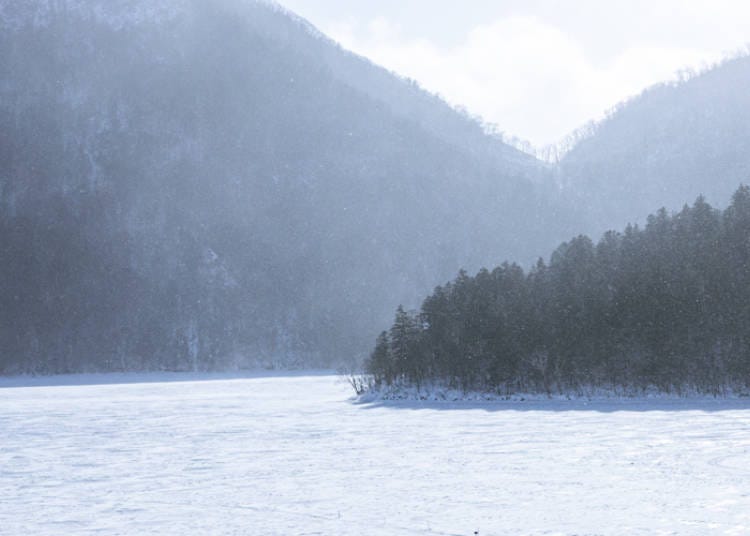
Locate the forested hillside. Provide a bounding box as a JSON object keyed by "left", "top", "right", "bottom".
{"left": 4, "top": 0, "right": 750, "bottom": 376}
{"left": 366, "top": 186, "right": 750, "bottom": 395}
{"left": 560, "top": 54, "right": 750, "bottom": 232}
{"left": 0, "top": 0, "right": 573, "bottom": 374}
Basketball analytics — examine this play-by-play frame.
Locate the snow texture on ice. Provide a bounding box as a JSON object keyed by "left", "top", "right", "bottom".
{"left": 2, "top": 373, "right": 750, "bottom": 535}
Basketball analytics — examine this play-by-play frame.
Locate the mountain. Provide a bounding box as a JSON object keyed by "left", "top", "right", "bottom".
{"left": 0, "top": 0, "right": 574, "bottom": 374}
{"left": 559, "top": 54, "right": 750, "bottom": 230}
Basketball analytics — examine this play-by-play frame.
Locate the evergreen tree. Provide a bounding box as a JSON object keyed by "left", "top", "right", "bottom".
{"left": 366, "top": 186, "right": 750, "bottom": 395}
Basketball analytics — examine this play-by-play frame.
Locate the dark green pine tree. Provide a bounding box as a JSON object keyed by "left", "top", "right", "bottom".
{"left": 389, "top": 305, "right": 420, "bottom": 386}
{"left": 368, "top": 331, "right": 393, "bottom": 385}
{"left": 721, "top": 185, "right": 750, "bottom": 378}
{"left": 367, "top": 186, "right": 750, "bottom": 396}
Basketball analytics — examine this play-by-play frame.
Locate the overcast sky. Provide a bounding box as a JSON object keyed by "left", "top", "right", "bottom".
{"left": 277, "top": 0, "right": 750, "bottom": 147}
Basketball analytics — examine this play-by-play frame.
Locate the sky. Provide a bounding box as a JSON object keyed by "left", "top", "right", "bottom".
{"left": 277, "top": 0, "right": 750, "bottom": 148}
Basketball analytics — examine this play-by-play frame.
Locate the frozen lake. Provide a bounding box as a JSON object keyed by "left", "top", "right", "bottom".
{"left": 2, "top": 373, "right": 750, "bottom": 535}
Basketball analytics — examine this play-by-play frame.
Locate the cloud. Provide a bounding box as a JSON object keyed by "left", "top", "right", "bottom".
{"left": 321, "top": 11, "right": 746, "bottom": 147}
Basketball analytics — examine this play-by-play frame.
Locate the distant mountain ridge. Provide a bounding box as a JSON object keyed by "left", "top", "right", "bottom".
{"left": 558, "top": 53, "right": 750, "bottom": 231}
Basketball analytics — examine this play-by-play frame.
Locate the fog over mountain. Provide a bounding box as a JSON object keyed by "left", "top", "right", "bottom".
{"left": 0, "top": 0, "right": 574, "bottom": 373}
{"left": 559, "top": 53, "right": 750, "bottom": 231}
{"left": 2, "top": 0, "right": 749, "bottom": 375}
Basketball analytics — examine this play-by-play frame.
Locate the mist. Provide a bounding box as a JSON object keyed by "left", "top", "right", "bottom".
{"left": 3, "top": 2, "right": 750, "bottom": 535}
{"left": 1, "top": 0, "right": 749, "bottom": 379}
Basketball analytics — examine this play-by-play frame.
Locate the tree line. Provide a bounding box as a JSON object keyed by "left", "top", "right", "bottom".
{"left": 365, "top": 186, "right": 750, "bottom": 395}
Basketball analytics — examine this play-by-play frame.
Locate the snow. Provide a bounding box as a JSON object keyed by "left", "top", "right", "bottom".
{"left": 2, "top": 373, "right": 750, "bottom": 535}
{"left": 360, "top": 381, "right": 750, "bottom": 403}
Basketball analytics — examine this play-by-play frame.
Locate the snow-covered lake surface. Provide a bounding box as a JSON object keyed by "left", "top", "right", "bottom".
{"left": 2, "top": 373, "right": 750, "bottom": 535}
